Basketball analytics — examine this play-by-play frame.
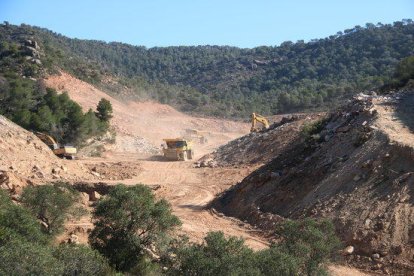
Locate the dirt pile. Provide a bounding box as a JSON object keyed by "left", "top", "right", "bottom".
{"left": 84, "top": 162, "right": 141, "bottom": 181}
{"left": 0, "top": 115, "right": 101, "bottom": 195}
{"left": 213, "top": 90, "right": 414, "bottom": 273}
{"left": 197, "top": 113, "right": 324, "bottom": 168}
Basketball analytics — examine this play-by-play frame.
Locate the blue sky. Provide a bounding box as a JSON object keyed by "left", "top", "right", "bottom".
{"left": 0, "top": 0, "right": 412, "bottom": 48}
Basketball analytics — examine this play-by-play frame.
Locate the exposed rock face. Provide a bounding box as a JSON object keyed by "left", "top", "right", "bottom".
{"left": 212, "top": 90, "right": 414, "bottom": 273}
{"left": 0, "top": 115, "right": 98, "bottom": 194}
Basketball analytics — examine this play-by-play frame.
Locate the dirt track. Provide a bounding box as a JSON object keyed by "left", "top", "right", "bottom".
{"left": 92, "top": 153, "right": 268, "bottom": 250}
{"left": 44, "top": 72, "right": 370, "bottom": 275}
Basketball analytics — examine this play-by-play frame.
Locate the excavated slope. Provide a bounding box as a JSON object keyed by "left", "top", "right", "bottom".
{"left": 0, "top": 115, "right": 99, "bottom": 195}
{"left": 197, "top": 113, "right": 324, "bottom": 167}
{"left": 213, "top": 90, "right": 414, "bottom": 273}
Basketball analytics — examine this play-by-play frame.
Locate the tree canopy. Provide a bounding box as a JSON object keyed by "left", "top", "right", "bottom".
{"left": 1, "top": 20, "right": 413, "bottom": 117}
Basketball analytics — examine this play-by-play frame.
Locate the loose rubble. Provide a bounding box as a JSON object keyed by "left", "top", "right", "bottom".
{"left": 212, "top": 89, "right": 414, "bottom": 274}
{"left": 197, "top": 113, "right": 324, "bottom": 167}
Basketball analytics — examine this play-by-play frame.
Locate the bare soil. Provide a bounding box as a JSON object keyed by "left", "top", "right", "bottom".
{"left": 0, "top": 71, "right": 375, "bottom": 275}
{"left": 212, "top": 91, "right": 414, "bottom": 274}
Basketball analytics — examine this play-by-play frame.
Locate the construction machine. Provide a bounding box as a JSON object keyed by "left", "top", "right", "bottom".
{"left": 250, "top": 112, "right": 270, "bottom": 132}
{"left": 184, "top": 129, "right": 209, "bottom": 144}
{"left": 162, "top": 138, "right": 194, "bottom": 161}
{"left": 34, "top": 132, "right": 77, "bottom": 159}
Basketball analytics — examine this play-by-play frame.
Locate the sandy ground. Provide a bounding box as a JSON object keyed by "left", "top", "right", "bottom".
{"left": 373, "top": 92, "right": 414, "bottom": 148}
{"left": 44, "top": 72, "right": 369, "bottom": 275}
{"left": 44, "top": 72, "right": 248, "bottom": 154}
{"left": 99, "top": 153, "right": 269, "bottom": 249}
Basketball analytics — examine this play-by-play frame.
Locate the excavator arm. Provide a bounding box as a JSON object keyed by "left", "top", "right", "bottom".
{"left": 34, "top": 132, "right": 58, "bottom": 148}
{"left": 251, "top": 113, "right": 270, "bottom": 132}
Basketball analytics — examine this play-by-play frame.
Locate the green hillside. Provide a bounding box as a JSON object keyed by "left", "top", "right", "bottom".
{"left": 1, "top": 20, "right": 413, "bottom": 117}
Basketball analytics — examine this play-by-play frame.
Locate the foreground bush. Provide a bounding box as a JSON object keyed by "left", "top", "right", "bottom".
{"left": 21, "top": 183, "right": 82, "bottom": 235}
{"left": 169, "top": 231, "right": 259, "bottom": 275}
{"left": 89, "top": 184, "right": 181, "bottom": 272}
{"left": 168, "top": 218, "right": 340, "bottom": 276}
{"left": 0, "top": 190, "right": 48, "bottom": 244}
{"left": 53, "top": 244, "right": 113, "bottom": 276}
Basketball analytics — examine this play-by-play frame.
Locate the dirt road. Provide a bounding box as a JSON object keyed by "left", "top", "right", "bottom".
{"left": 97, "top": 153, "right": 268, "bottom": 250}
{"left": 44, "top": 72, "right": 370, "bottom": 274}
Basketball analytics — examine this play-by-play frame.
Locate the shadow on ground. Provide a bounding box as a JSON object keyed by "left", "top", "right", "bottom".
{"left": 395, "top": 91, "right": 414, "bottom": 133}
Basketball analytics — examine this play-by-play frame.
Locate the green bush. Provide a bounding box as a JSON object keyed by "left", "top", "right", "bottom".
{"left": 0, "top": 190, "right": 47, "bottom": 244}
{"left": 21, "top": 183, "right": 82, "bottom": 235}
{"left": 0, "top": 73, "right": 112, "bottom": 145}
{"left": 301, "top": 118, "right": 328, "bottom": 139}
{"left": 0, "top": 190, "right": 116, "bottom": 275}
{"left": 0, "top": 237, "right": 64, "bottom": 276}
{"left": 53, "top": 244, "right": 113, "bottom": 276}
{"left": 170, "top": 231, "right": 259, "bottom": 276}
{"left": 89, "top": 184, "right": 181, "bottom": 272}
{"left": 169, "top": 219, "right": 340, "bottom": 276}
{"left": 276, "top": 218, "right": 341, "bottom": 275}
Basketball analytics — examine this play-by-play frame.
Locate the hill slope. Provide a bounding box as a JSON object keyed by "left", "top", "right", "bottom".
{"left": 1, "top": 20, "right": 413, "bottom": 117}
{"left": 44, "top": 71, "right": 249, "bottom": 156}
{"left": 212, "top": 89, "right": 414, "bottom": 273}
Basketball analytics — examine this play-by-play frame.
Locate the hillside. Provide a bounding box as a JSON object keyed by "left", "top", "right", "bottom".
{"left": 1, "top": 20, "right": 413, "bottom": 117}
{"left": 44, "top": 71, "right": 249, "bottom": 156}
{"left": 212, "top": 89, "right": 414, "bottom": 273}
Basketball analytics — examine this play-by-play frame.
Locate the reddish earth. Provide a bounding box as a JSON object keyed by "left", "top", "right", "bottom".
{"left": 0, "top": 71, "right": 380, "bottom": 275}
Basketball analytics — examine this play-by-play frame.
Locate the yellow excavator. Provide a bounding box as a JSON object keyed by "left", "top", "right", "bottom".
{"left": 34, "top": 132, "right": 77, "bottom": 159}
{"left": 250, "top": 112, "right": 270, "bottom": 132}
{"left": 162, "top": 138, "right": 194, "bottom": 161}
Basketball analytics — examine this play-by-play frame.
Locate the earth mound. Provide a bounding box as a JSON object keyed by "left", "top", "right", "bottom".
{"left": 213, "top": 90, "right": 414, "bottom": 273}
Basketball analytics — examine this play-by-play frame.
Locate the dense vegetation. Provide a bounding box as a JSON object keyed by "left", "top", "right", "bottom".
{"left": 381, "top": 55, "right": 414, "bottom": 91}
{"left": 1, "top": 20, "right": 413, "bottom": 117}
{"left": 167, "top": 219, "right": 340, "bottom": 275}
{"left": 89, "top": 185, "right": 181, "bottom": 272}
{"left": 0, "top": 76, "right": 112, "bottom": 145}
{"left": 0, "top": 185, "right": 112, "bottom": 275}
{"left": 0, "top": 184, "right": 340, "bottom": 275}
{"left": 0, "top": 28, "right": 113, "bottom": 145}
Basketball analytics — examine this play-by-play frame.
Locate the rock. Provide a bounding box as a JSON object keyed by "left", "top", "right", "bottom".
{"left": 91, "top": 171, "right": 100, "bottom": 177}
{"left": 89, "top": 191, "right": 101, "bottom": 201}
{"left": 353, "top": 175, "right": 361, "bottom": 182}
{"left": 68, "top": 234, "right": 79, "bottom": 244}
{"left": 364, "top": 218, "right": 372, "bottom": 228}
{"left": 372, "top": 253, "right": 380, "bottom": 260}
{"left": 270, "top": 171, "right": 282, "bottom": 179}
{"left": 60, "top": 165, "right": 67, "bottom": 172}
{"left": 344, "top": 245, "right": 354, "bottom": 255}
{"left": 52, "top": 167, "right": 61, "bottom": 174}
{"left": 336, "top": 125, "right": 351, "bottom": 133}
{"left": 80, "top": 192, "right": 90, "bottom": 205}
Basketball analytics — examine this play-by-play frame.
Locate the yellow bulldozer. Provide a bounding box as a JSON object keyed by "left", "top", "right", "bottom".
{"left": 250, "top": 112, "right": 270, "bottom": 132}
{"left": 162, "top": 138, "right": 194, "bottom": 161}
{"left": 34, "top": 132, "right": 77, "bottom": 159}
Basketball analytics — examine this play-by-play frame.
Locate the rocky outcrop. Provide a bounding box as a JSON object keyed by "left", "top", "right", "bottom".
{"left": 212, "top": 91, "right": 414, "bottom": 273}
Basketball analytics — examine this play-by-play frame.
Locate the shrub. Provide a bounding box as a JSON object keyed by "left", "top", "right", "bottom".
{"left": 89, "top": 184, "right": 181, "bottom": 272}
{"left": 301, "top": 118, "right": 328, "bottom": 138}
{"left": 276, "top": 218, "right": 341, "bottom": 275}
{"left": 21, "top": 183, "right": 81, "bottom": 235}
{"left": 170, "top": 231, "right": 259, "bottom": 276}
{"left": 53, "top": 244, "right": 113, "bottom": 276}
{"left": 169, "top": 219, "right": 340, "bottom": 276}
{"left": 0, "top": 190, "right": 47, "bottom": 244}
{"left": 0, "top": 237, "right": 64, "bottom": 276}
